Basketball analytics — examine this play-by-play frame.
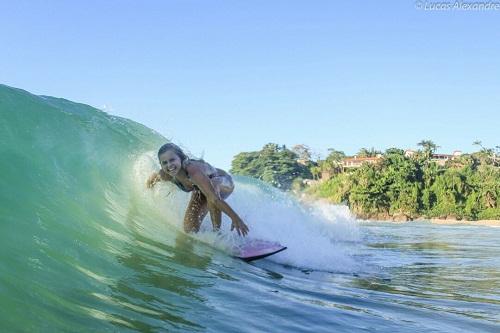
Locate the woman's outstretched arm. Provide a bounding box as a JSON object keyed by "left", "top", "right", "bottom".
{"left": 187, "top": 166, "right": 249, "bottom": 236}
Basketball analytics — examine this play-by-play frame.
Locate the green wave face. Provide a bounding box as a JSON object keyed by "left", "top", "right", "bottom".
{"left": 0, "top": 85, "right": 209, "bottom": 332}
{"left": 0, "top": 84, "right": 363, "bottom": 332}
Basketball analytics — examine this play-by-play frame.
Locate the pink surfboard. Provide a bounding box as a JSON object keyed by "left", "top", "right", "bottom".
{"left": 232, "top": 239, "right": 287, "bottom": 262}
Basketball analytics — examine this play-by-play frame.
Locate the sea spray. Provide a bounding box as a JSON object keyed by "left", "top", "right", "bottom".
{"left": 133, "top": 152, "right": 362, "bottom": 272}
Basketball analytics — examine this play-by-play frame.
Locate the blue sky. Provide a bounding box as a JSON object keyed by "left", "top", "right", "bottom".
{"left": 1, "top": 1, "right": 499, "bottom": 170}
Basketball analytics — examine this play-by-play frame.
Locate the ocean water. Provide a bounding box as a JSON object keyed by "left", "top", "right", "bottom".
{"left": 1, "top": 85, "right": 499, "bottom": 332}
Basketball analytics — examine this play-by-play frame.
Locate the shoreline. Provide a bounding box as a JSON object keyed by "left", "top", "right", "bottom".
{"left": 428, "top": 218, "right": 500, "bottom": 226}
{"left": 296, "top": 193, "right": 500, "bottom": 227}
{"left": 360, "top": 218, "right": 500, "bottom": 227}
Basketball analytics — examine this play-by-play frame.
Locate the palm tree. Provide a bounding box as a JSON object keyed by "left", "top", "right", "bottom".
{"left": 417, "top": 140, "right": 440, "bottom": 160}
{"left": 357, "top": 147, "right": 381, "bottom": 157}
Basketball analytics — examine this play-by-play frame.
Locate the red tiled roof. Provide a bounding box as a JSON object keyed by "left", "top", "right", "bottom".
{"left": 343, "top": 157, "right": 381, "bottom": 162}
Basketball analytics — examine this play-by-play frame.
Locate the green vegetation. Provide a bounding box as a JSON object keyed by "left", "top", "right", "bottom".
{"left": 230, "top": 143, "right": 312, "bottom": 190}
{"left": 231, "top": 141, "right": 500, "bottom": 221}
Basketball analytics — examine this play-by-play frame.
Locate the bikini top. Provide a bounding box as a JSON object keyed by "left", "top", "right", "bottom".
{"left": 172, "top": 177, "right": 197, "bottom": 193}
{"left": 172, "top": 159, "right": 219, "bottom": 193}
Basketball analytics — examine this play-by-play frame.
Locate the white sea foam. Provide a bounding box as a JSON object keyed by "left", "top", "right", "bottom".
{"left": 132, "top": 152, "right": 362, "bottom": 272}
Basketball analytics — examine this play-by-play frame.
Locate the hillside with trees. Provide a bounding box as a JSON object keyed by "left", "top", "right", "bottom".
{"left": 230, "top": 141, "right": 500, "bottom": 221}
{"left": 230, "top": 143, "right": 313, "bottom": 190}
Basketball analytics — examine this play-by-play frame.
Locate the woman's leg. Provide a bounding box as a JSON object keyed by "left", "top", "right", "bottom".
{"left": 183, "top": 190, "right": 208, "bottom": 233}
{"left": 209, "top": 208, "right": 222, "bottom": 231}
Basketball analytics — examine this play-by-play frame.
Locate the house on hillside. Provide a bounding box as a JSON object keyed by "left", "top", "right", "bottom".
{"left": 405, "top": 149, "right": 416, "bottom": 158}
{"left": 342, "top": 155, "right": 382, "bottom": 170}
{"left": 405, "top": 149, "right": 463, "bottom": 166}
{"left": 431, "top": 150, "right": 462, "bottom": 166}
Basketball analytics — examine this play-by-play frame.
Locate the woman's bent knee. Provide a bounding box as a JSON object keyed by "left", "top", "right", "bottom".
{"left": 184, "top": 220, "right": 199, "bottom": 233}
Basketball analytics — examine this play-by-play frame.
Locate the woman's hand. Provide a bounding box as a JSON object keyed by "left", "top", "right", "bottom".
{"left": 231, "top": 217, "right": 249, "bottom": 236}
{"left": 146, "top": 172, "right": 159, "bottom": 188}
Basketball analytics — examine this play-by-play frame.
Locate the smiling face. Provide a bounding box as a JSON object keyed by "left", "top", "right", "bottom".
{"left": 159, "top": 149, "right": 183, "bottom": 177}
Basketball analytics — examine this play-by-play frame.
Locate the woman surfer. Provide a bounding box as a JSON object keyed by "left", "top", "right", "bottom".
{"left": 146, "top": 143, "right": 249, "bottom": 236}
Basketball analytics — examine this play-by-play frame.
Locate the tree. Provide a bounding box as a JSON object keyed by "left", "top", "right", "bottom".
{"left": 357, "top": 147, "right": 381, "bottom": 157}
{"left": 310, "top": 165, "right": 322, "bottom": 180}
{"left": 291, "top": 144, "right": 312, "bottom": 162}
{"left": 321, "top": 148, "right": 345, "bottom": 177}
{"left": 230, "top": 143, "right": 312, "bottom": 190}
{"left": 417, "top": 139, "right": 440, "bottom": 159}
{"left": 473, "top": 140, "right": 500, "bottom": 166}
{"left": 385, "top": 148, "right": 405, "bottom": 156}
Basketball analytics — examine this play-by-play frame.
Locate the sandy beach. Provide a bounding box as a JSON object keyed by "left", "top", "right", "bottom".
{"left": 360, "top": 218, "right": 500, "bottom": 227}
{"left": 427, "top": 219, "right": 500, "bottom": 227}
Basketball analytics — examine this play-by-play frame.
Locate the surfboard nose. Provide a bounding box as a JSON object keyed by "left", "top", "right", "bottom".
{"left": 233, "top": 239, "right": 287, "bottom": 262}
